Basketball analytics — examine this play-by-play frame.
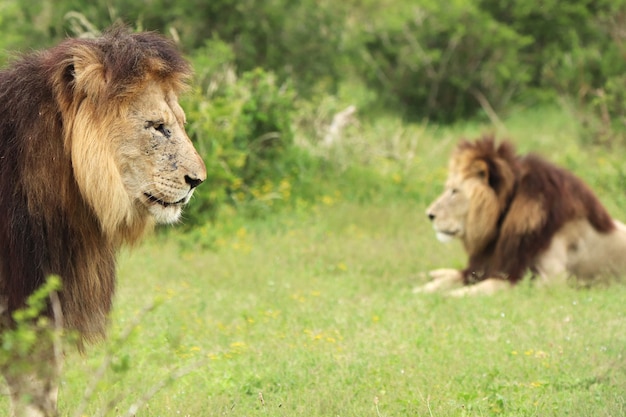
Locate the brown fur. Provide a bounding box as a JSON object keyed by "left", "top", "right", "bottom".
{"left": 0, "top": 26, "right": 195, "bottom": 340}
{"left": 0, "top": 26, "right": 206, "bottom": 416}
{"left": 425, "top": 136, "right": 617, "bottom": 289}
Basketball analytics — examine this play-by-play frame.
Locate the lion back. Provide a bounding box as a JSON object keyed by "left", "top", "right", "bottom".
{"left": 467, "top": 144, "right": 615, "bottom": 283}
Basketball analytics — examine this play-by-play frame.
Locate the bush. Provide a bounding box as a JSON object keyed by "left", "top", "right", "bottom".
{"left": 181, "top": 48, "right": 301, "bottom": 226}
{"left": 0, "top": 276, "right": 64, "bottom": 379}
{"left": 28, "top": 0, "right": 349, "bottom": 96}
{"left": 354, "top": 1, "right": 532, "bottom": 122}
{"left": 7, "top": 1, "right": 626, "bottom": 129}
{"left": 353, "top": 0, "right": 626, "bottom": 123}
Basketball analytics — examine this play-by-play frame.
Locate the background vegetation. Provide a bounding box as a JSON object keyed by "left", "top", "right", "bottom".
{"left": 0, "top": 1, "right": 625, "bottom": 416}
{"left": 3, "top": 0, "right": 626, "bottom": 225}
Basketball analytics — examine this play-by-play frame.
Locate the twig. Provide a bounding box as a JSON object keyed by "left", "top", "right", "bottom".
{"left": 426, "top": 394, "right": 434, "bottom": 417}
{"left": 49, "top": 290, "right": 64, "bottom": 381}
{"left": 414, "top": 385, "right": 435, "bottom": 417}
{"left": 72, "top": 302, "right": 159, "bottom": 417}
{"left": 125, "top": 360, "right": 204, "bottom": 417}
{"left": 63, "top": 12, "right": 101, "bottom": 38}
{"left": 374, "top": 396, "right": 382, "bottom": 417}
{"left": 470, "top": 88, "right": 507, "bottom": 134}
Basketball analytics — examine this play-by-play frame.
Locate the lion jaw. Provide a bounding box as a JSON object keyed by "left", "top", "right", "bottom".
{"left": 435, "top": 230, "right": 457, "bottom": 243}
{"left": 143, "top": 189, "right": 196, "bottom": 224}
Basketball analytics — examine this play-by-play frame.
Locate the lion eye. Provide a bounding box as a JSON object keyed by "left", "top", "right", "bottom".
{"left": 155, "top": 123, "right": 167, "bottom": 136}
{"left": 147, "top": 121, "right": 171, "bottom": 138}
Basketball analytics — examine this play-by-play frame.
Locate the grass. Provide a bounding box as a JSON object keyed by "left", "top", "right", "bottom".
{"left": 59, "top": 201, "right": 625, "bottom": 417}
{"left": 3, "top": 105, "right": 626, "bottom": 416}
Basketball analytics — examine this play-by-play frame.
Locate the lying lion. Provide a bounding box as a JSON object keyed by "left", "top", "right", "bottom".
{"left": 415, "top": 136, "right": 626, "bottom": 296}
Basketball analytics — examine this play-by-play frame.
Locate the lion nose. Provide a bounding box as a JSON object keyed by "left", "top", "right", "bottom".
{"left": 427, "top": 212, "right": 435, "bottom": 221}
{"left": 185, "top": 174, "right": 204, "bottom": 190}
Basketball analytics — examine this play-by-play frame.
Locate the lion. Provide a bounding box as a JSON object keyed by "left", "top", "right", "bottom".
{"left": 415, "top": 136, "right": 626, "bottom": 297}
{"left": 0, "top": 27, "right": 206, "bottom": 416}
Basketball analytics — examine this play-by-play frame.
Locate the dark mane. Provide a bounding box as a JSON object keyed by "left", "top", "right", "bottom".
{"left": 462, "top": 137, "right": 614, "bottom": 284}
{"left": 457, "top": 135, "right": 519, "bottom": 203}
{"left": 62, "top": 26, "right": 190, "bottom": 96}
{"left": 0, "top": 27, "right": 188, "bottom": 340}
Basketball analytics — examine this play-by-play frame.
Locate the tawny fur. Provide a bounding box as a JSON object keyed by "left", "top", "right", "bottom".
{"left": 418, "top": 136, "right": 626, "bottom": 296}
{"left": 0, "top": 27, "right": 206, "bottom": 416}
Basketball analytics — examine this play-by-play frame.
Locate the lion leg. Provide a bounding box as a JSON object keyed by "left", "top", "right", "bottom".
{"left": 413, "top": 268, "right": 464, "bottom": 293}
{"left": 448, "top": 278, "right": 511, "bottom": 297}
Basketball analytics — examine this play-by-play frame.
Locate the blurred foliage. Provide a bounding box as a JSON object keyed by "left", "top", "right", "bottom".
{"left": 356, "top": 1, "right": 533, "bottom": 122}
{"left": 181, "top": 51, "right": 302, "bottom": 225}
{"left": 0, "top": 276, "right": 63, "bottom": 375}
{"left": 2, "top": 0, "right": 626, "bottom": 226}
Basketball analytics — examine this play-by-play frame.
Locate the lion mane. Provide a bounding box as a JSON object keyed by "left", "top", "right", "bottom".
{"left": 0, "top": 26, "right": 200, "bottom": 337}
{"left": 0, "top": 27, "right": 206, "bottom": 415}
{"left": 418, "top": 136, "right": 626, "bottom": 296}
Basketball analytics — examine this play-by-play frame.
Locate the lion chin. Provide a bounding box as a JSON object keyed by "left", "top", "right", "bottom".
{"left": 434, "top": 230, "right": 457, "bottom": 243}
{"left": 416, "top": 136, "right": 626, "bottom": 296}
{"left": 143, "top": 192, "right": 192, "bottom": 224}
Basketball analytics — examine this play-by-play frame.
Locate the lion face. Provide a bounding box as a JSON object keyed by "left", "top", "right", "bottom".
{"left": 427, "top": 171, "right": 495, "bottom": 244}
{"left": 426, "top": 173, "right": 471, "bottom": 243}
{"left": 119, "top": 81, "right": 206, "bottom": 224}
{"left": 70, "top": 79, "right": 206, "bottom": 239}
{"left": 426, "top": 152, "right": 505, "bottom": 255}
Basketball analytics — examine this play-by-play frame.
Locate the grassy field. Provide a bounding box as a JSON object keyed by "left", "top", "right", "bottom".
{"left": 4, "top": 106, "right": 626, "bottom": 416}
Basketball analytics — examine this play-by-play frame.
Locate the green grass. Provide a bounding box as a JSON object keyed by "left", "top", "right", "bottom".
{"left": 58, "top": 201, "right": 625, "bottom": 417}
{"left": 3, "top": 105, "right": 626, "bottom": 416}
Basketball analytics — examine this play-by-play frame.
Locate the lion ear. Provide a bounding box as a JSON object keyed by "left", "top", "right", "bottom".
{"left": 470, "top": 160, "right": 489, "bottom": 182}
{"left": 70, "top": 46, "right": 108, "bottom": 98}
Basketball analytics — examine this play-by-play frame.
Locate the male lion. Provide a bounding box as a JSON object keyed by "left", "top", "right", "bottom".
{"left": 415, "top": 137, "right": 626, "bottom": 296}
{"left": 0, "top": 27, "right": 206, "bottom": 416}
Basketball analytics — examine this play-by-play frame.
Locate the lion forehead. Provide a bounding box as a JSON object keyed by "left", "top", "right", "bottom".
{"left": 128, "top": 82, "right": 184, "bottom": 126}
{"left": 166, "top": 90, "right": 186, "bottom": 123}
{"left": 444, "top": 171, "right": 464, "bottom": 188}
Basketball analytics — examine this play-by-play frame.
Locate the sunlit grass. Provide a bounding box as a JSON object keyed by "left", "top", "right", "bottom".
{"left": 55, "top": 196, "right": 625, "bottom": 416}
{"left": 2, "top": 105, "right": 624, "bottom": 416}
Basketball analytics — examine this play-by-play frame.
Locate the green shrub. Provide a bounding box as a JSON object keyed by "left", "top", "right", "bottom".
{"left": 181, "top": 53, "right": 301, "bottom": 226}
{"left": 355, "top": 0, "right": 533, "bottom": 122}
{"left": 352, "top": 0, "right": 626, "bottom": 123}
{"left": 9, "top": 1, "right": 626, "bottom": 130}
{"left": 0, "top": 276, "right": 63, "bottom": 374}
{"left": 32, "top": 0, "right": 349, "bottom": 95}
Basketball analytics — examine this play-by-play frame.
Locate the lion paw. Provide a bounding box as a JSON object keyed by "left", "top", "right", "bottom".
{"left": 413, "top": 268, "right": 463, "bottom": 293}
{"left": 448, "top": 279, "right": 511, "bottom": 297}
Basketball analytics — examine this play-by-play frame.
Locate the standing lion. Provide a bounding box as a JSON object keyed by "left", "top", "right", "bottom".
{"left": 416, "top": 137, "right": 626, "bottom": 296}
{"left": 0, "top": 27, "right": 206, "bottom": 416}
